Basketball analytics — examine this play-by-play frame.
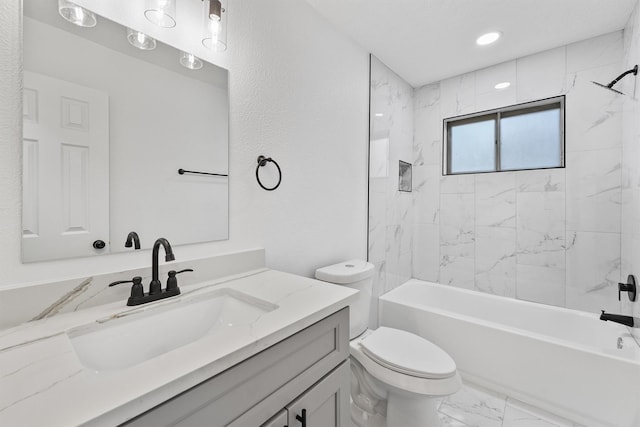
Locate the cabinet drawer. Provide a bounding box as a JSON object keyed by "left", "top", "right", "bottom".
{"left": 124, "top": 308, "right": 349, "bottom": 427}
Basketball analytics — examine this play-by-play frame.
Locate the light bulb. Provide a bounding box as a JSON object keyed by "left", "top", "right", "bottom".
{"left": 202, "top": 0, "right": 227, "bottom": 52}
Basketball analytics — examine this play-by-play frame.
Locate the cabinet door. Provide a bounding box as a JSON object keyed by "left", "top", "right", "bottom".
{"left": 286, "top": 361, "right": 350, "bottom": 427}
{"left": 261, "top": 409, "right": 288, "bottom": 427}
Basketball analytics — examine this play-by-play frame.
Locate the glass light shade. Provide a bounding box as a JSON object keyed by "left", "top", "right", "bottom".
{"left": 126, "top": 28, "right": 157, "bottom": 50}
{"left": 145, "top": 0, "right": 176, "bottom": 28}
{"left": 179, "top": 52, "right": 203, "bottom": 70}
{"left": 58, "top": 0, "right": 97, "bottom": 28}
{"left": 202, "top": 0, "right": 227, "bottom": 52}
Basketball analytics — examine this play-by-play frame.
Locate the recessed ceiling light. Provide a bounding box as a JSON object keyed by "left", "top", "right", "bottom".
{"left": 126, "top": 28, "right": 156, "bottom": 50}
{"left": 58, "top": 0, "right": 97, "bottom": 27}
{"left": 179, "top": 51, "right": 204, "bottom": 70}
{"left": 476, "top": 31, "right": 501, "bottom": 46}
{"left": 494, "top": 82, "right": 511, "bottom": 90}
{"left": 375, "top": 113, "right": 384, "bottom": 117}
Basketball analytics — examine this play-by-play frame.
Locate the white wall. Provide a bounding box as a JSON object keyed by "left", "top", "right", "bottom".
{"left": 0, "top": 0, "right": 369, "bottom": 287}
{"left": 411, "top": 32, "right": 626, "bottom": 313}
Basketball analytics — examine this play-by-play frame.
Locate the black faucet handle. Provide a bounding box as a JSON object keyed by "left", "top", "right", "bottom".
{"left": 109, "top": 276, "right": 139, "bottom": 287}
{"left": 166, "top": 269, "right": 193, "bottom": 292}
{"left": 618, "top": 275, "right": 637, "bottom": 302}
{"left": 109, "top": 277, "right": 144, "bottom": 301}
{"left": 171, "top": 268, "right": 194, "bottom": 275}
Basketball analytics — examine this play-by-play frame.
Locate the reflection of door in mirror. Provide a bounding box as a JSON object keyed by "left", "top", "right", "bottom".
{"left": 22, "top": 71, "right": 109, "bottom": 262}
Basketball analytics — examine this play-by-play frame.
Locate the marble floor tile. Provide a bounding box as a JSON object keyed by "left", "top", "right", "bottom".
{"left": 503, "top": 405, "right": 565, "bottom": 427}
{"left": 434, "top": 382, "right": 584, "bottom": 427}
{"left": 503, "top": 406, "right": 561, "bottom": 427}
{"left": 438, "top": 383, "right": 507, "bottom": 427}
{"left": 439, "top": 412, "right": 470, "bottom": 427}
{"left": 503, "top": 399, "right": 576, "bottom": 427}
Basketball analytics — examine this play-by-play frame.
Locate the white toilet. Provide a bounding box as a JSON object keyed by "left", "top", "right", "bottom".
{"left": 315, "top": 260, "right": 461, "bottom": 427}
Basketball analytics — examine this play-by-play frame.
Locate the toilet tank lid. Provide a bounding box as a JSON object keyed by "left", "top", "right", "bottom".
{"left": 315, "top": 259, "right": 375, "bottom": 284}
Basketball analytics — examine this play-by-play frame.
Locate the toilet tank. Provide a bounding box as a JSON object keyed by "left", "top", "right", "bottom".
{"left": 315, "top": 260, "right": 374, "bottom": 339}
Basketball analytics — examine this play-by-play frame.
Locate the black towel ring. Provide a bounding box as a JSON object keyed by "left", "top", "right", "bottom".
{"left": 256, "top": 155, "right": 282, "bottom": 191}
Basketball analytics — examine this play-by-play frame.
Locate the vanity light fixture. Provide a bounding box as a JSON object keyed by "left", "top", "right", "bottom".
{"left": 179, "top": 51, "right": 204, "bottom": 70}
{"left": 202, "top": 0, "right": 228, "bottom": 52}
{"left": 127, "top": 28, "right": 157, "bottom": 50}
{"left": 145, "top": 0, "right": 177, "bottom": 28}
{"left": 494, "top": 81, "right": 511, "bottom": 90}
{"left": 476, "top": 31, "right": 501, "bottom": 46}
{"left": 58, "top": 0, "right": 97, "bottom": 28}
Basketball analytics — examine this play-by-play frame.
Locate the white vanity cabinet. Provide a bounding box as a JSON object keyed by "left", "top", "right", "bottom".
{"left": 124, "top": 308, "right": 350, "bottom": 427}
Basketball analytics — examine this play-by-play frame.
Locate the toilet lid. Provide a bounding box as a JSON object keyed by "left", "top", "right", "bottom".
{"left": 359, "top": 327, "right": 456, "bottom": 379}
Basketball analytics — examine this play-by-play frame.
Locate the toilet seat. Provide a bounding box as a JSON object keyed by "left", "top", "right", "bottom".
{"left": 359, "top": 327, "right": 456, "bottom": 379}
{"left": 350, "top": 328, "right": 461, "bottom": 396}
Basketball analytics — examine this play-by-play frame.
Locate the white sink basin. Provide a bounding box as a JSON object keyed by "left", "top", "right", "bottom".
{"left": 67, "top": 288, "right": 278, "bottom": 372}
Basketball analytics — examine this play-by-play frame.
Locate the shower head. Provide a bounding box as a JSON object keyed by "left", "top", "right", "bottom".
{"left": 591, "top": 65, "right": 638, "bottom": 95}
{"left": 591, "top": 81, "right": 625, "bottom": 95}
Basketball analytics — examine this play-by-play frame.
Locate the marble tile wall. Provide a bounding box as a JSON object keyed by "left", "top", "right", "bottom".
{"left": 621, "top": 1, "right": 640, "bottom": 343}
{"left": 411, "top": 31, "right": 627, "bottom": 313}
{"left": 368, "top": 56, "right": 415, "bottom": 327}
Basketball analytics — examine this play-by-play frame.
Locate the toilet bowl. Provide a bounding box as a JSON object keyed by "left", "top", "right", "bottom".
{"left": 315, "top": 260, "right": 461, "bottom": 427}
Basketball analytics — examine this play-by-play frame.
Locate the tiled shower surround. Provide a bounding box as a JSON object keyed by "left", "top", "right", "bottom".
{"left": 622, "top": 0, "right": 640, "bottom": 342}
{"left": 369, "top": 30, "right": 635, "bottom": 314}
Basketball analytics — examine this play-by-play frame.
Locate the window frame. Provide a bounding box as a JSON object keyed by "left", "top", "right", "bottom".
{"left": 443, "top": 96, "right": 565, "bottom": 175}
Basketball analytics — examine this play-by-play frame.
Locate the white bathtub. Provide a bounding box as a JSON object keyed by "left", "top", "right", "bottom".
{"left": 379, "top": 279, "right": 640, "bottom": 427}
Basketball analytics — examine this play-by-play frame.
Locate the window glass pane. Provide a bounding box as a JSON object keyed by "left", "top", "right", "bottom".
{"left": 500, "top": 107, "right": 561, "bottom": 170}
{"left": 449, "top": 118, "right": 495, "bottom": 173}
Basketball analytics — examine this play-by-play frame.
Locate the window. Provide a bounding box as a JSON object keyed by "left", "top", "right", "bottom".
{"left": 444, "top": 96, "right": 564, "bottom": 175}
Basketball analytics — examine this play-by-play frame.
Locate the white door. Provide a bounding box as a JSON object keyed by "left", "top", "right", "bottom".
{"left": 22, "top": 71, "right": 110, "bottom": 262}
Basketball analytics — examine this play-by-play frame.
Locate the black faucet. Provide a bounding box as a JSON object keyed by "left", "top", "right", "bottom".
{"left": 150, "top": 238, "right": 175, "bottom": 295}
{"left": 125, "top": 231, "right": 141, "bottom": 249}
{"left": 600, "top": 310, "right": 635, "bottom": 327}
{"left": 109, "top": 238, "right": 193, "bottom": 306}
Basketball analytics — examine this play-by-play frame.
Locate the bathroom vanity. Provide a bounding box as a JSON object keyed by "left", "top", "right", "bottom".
{"left": 0, "top": 266, "right": 357, "bottom": 426}
{"left": 126, "top": 308, "right": 350, "bottom": 426}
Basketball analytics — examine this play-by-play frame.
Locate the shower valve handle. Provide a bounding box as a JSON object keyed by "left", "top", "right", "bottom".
{"left": 618, "top": 275, "right": 637, "bottom": 302}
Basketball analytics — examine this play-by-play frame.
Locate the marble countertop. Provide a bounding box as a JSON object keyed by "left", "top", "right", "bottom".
{"left": 0, "top": 268, "right": 357, "bottom": 427}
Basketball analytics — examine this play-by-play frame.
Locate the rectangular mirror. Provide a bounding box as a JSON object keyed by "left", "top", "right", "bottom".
{"left": 22, "top": 0, "right": 229, "bottom": 262}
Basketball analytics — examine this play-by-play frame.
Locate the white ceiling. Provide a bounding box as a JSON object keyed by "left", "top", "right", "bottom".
{"left": 304, "top": 0, "right": 638, "bottom": 87}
